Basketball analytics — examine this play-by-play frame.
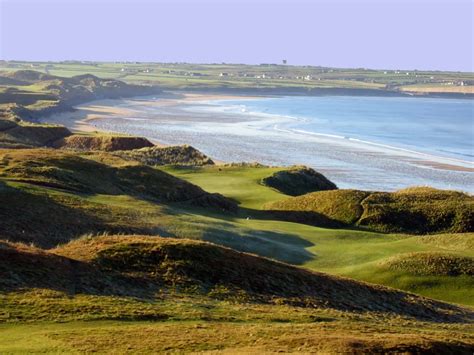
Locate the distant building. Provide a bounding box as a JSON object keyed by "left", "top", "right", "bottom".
{"left": 219, "top": 72, "right": 229, "bottom": 77}
{"left": 282, "top": 59, "right": 287, "bottom": 65}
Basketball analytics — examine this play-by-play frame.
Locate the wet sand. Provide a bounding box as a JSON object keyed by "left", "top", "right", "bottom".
{"left": 48, "top": 93, "right": 260, "bottom": 134}
{"left": 41, "top": 92, "right": 474, "bottom": 192}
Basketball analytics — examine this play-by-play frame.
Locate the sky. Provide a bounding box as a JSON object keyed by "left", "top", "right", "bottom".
{"left": 0, "top": 0, "right": 472, "bottom": 71}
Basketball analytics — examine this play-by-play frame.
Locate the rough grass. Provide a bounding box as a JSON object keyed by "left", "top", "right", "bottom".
{"left": 0, "top": 153, "right": 473, "bottom": 307}
{"left": 267, "top": 189, "right": 369, "bottom": 225}
{"left": 1, "top": 319, "right": 473, "bottom": 354}
{"left": 0, "top": 235, "right": 471, "bottom": 323}
{"left": 0, "top": 151, "right": 474, "bottom": 352}
{"left": 0, "top": 149, "right": 235, "bottom": 206}
{"left": 266, "top": 187, "right": 473, "bottom": 234}
{"left": 0, "top": 149, "right": 236, "bottom": 247}
{"left": 0, "top": 119, "right": 71, "bottom": 148}
{"left": 261, "top": 165, "right": 337, "bottom": 196}
{"left": 0, "top": 236, "right": 473, "bottom": 353}
{"left": 380, "top": 252, "right": 474, "bottom": 276}
{"left": 114, "top": 144, "right": 214, "bottom": 166}
{"left": 54, "top": 134, "right": 154, "bottom": 151}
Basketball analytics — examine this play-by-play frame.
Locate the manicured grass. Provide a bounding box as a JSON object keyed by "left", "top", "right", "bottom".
{"left": 162, "top": 165, "right": 474, "bottom": 306}
{"left": 1, "top": 154, "right": 473, "bottom": 306}
{"left": 160, "top": 165, "right": 287, "bottom": 209}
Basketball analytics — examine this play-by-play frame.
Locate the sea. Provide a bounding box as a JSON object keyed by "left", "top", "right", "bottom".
{"left": 47, "top": 94, "right": 474, "bottom": 192}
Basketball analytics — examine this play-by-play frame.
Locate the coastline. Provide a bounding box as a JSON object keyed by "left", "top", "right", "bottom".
{"left": 43, "top": 92, "right": 262, "bottom": 146}
{"left": 40, "top": 91, "right": 474, "bottom": 192}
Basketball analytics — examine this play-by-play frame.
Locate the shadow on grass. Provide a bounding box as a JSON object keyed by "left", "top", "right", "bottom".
{"left": 0, "top": 181, "right": 166, "bottom": 248}
{"left": 159, "top": 204, "right": 315, "bottom": 265}
{"left": 1, "top": 237, "right": 472, "bottom": 324}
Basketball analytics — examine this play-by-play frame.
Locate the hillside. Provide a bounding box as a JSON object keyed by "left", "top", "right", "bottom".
{"left": 0, "top": 149, "right": 236, "bottom": 247}
{"left": 114, "top": 144, "right": 215, "bottom": 166}
{"left": 266, "top": 187, "right": 474, "bottom": 234}
{"left": 0, "top": 120, "right": 71, "bottom": 148}
{"left": 0, "top": 150, "right": 473, "bottom": 352}
{"left": 0, "top": 70, "right": 160, "bottom": 122}
{"left": 53, "top": 134, "right": 154, "bottom": 151}
{"left": 0, "top": 235, "right": 469, "bottom": 322}
{"left": 261, "top": 166, "right": 337, "bottom": 196}
{"left": 1, "top": 235, "right": 473, "bottom": 353}
{"left": 379, "top": 252, "right": 474, "bottom": 276}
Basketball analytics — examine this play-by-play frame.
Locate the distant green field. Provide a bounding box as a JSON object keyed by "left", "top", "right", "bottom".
{"left": 1, "top": 61, "right": 473, "bottom": 93}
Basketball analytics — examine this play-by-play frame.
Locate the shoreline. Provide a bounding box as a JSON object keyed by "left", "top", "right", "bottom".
{"left": 44, "top": 92, "right": 474, "bottom": 171}
{"left": 40, "top": 91, "right": 474, "bottom": 192}
{"left": 163, "top": 87, "right": 474, "bottom": 100}
{"left": 43, "top": 92, "right": 263, "bottom": 145}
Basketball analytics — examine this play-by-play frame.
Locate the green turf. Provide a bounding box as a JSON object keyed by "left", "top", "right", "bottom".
{"left": 161, "top": 165, "right": 474, "bottom": 306}
{"left": 160, "top": 165, "right": 287, "bottom": 209}
{"left": 1, "top": 156, "right": 472, "bottom": 306}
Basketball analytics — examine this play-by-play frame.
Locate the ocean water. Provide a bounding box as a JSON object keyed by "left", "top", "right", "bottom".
{"left": 204, "top": 96, "right": 474, "bottom": 162}
{"left": 46, "top": 94, "right": 474, "bottom": 192}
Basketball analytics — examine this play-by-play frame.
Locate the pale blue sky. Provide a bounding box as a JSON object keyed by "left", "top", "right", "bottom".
{"left": 0, "top": 0, "right": 472, "bottom": 71}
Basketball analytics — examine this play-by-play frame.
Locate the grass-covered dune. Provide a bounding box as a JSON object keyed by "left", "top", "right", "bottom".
{"left": 163, "top": 165, "right": 474, "bottom": 306}
{"left": 1, "top": 235, "right": 472, "bottom": 323}
{"left": 0, "top": 147, "right": 472, "bottom": 351}
{"left": 53, "top": 134, "right": 154, "bottom": 151}
{"left": 0, "top": 151, "right": 474, "bottom": 352}
{"left": 1, "top": 236, "right": 473, "bottom": 353}
{"left": 266, "top": 187, "right": 474, "bottom": 234}
{"left": 114, "top": 144, "right": 215, "bottom": 166}
{"left": 0, "top": 120, "right": 71, "bottom": 149}
{"left": 261, "top": 166, "right": 337, "bottom": 196}
{"left": 380, "top": 252, "right": 474, "bottom": 276}
{"left": 0, "top": 149, "right": 236, "bottom": 246}
{"left": 0, "top": 70, "right": 159, "bottom": 122}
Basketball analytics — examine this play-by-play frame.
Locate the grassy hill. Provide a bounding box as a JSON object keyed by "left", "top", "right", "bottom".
{"left": 0, "top": 70, "right": 159, "bottom": 123}
{"left": 114, "top": 144, "right": 215, "bottom": 166}
{"left": 53, "top": 133, "right": 154, "bottom": 151}
{"left": 1, "top": 235, "right": 473, "bottom": 353}
{"left": 0, "top": 145, "right": 473, "bottom": 351}
{"left": 1, "top": 235, "right": 471, "bottom": 322}
{"left": 266, "top": 187, "right": 474, "bottom": 234}
{"left": 162, "top": 165, "right": 474, "bottom": 306}
{"left": 261, "top": 166, "right": 337, "bottom": 196}
{"left": 0, "top": 149, "right": 236, "bottom": 247}
{"left": 0, "top": 120, "right": 71, "bottom": 148}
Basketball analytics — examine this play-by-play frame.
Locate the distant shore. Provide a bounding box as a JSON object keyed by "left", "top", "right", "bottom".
{"left": 44, "top": 92, "right": 261, "bottom": 142}
{"left": 40, "top": 92, "right": 474, "bottom": 193}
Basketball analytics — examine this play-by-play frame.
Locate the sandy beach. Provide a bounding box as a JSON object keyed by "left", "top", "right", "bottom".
{"left": 48, "top": 93, "right": 261, "bottom": 137}
{"left": 42, "top": 92, "right": 474, "bottom": 193}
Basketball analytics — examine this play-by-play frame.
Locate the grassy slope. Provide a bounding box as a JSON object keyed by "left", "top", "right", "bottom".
{"left": 0, "top": 156, "right": 472, "bottom": 305}
{"left": 1, "top": 155, "right": 474, "bottom": 352}
{"left": 266, "top": 187, "right": 473, "bottom": 234}
{"left": 163, "top": 165, "right": 474, "bottom": 306}
{"left": 0, "top": 236, "right": 473, "bottom": 353}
